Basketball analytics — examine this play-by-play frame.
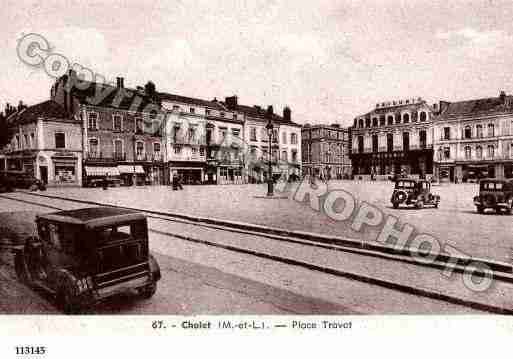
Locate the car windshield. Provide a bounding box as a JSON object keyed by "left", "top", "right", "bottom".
{"left": 481, "top": 182, "right": 504, "bottom": 191}
{"left": 396, "top": 181, "right": 415, "bottom": 189}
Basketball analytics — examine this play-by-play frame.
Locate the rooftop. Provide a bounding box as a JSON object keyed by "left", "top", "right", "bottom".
{"left": 8, "top": 100, "right": 70, "bottom": 125}
{"left": 441, "top": 94, "right": 513, "bottom": 117}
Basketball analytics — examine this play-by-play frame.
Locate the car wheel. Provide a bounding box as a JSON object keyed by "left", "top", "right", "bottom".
{"left": 416, "top": 200, "right": 424, "bottom": 209}
{"left": 392, "top": 202, "right": 399, "bottom": 209}
{"left": 140, "top": 283, "right": 157, "bottom": 299}
{"left": 14, "top": 252, "right": 33, "bottom": 284}
{"left": 477, "top": 206, "right": 484, "bottom": 214}
{"left": 56, "top": 287, "right": 80, "bottom": 314}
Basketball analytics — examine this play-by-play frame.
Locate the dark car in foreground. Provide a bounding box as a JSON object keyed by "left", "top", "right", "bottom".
{"left": 391, "top": 178, "right": 440, "bottom": 209}
{"left": 473, "top": 179, "right": 513, "bottom": 214}
{"left": 14, "top": 207, "right": 161, "bottom": 313}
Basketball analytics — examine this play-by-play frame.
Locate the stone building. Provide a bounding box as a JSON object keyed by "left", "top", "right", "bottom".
{"left": 159, "top": 93, "right": 245, "bottom": 185}
{"left": 51, "top": 73, "right": 166, "bottom": 186}
{"left": 2, "top": 100, "right": 83, "bottom": 186}
{"left": 302, "top": 123, "right": 351, "bottom": 179}
{"left": 433, "top": 91, "right": 513, "bottom": 182}
{"left": 350, "top": 97, "right": 435, "bottom": 180}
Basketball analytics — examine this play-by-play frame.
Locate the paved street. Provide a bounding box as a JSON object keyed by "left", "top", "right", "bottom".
{"left": 37, "top": 181, "right": 513, "bottom": 262}
{"left": 0, "top": 186, "right": 492, "bottom": 314}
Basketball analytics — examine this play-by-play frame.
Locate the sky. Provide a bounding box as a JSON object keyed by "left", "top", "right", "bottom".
{"left": 2, "top": 0, "right": 513, "bottom": 126}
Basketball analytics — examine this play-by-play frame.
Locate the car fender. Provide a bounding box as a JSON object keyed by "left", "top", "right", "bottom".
{"left": 148, "top": 254, "right": 161, "bottom": 282}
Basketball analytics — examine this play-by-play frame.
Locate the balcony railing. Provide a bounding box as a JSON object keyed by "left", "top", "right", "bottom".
{"left": 86, "top": 152, "right": 126, "bottom": 162}
{"left": 134, "top": 153, "right": 164, "bottom": 162}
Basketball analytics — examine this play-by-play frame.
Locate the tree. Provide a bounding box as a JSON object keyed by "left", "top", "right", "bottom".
{"left": 0, "top": 112, "right": 12, "bottom": 149}
{"left": 144, "top": 81, "right": 156, "bottom": 98}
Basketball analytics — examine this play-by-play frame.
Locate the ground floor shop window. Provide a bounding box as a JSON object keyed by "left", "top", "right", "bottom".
{"left": 55, "top": 165, "right": 76, "bottom": 183}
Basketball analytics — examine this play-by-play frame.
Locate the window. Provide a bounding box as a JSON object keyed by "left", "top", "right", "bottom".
{"left": 233, "top": 114, "right": 238, "bottom": 120}
{"left": 372, "top": 134, "right": 378, "bottom": 153}
{"left": 114, "top": 139, "right": 123, "bottom": 159}
{"left": 365, "top": 118, "right": 371, "bottom": 127}
{"left": 113, "top": 114, "right": 123, "bottom": 131}
{"left": 174, "top": 145, "right": 181, "bottom": 154}
{"left": 24, "top": 134, "right": 29, "bottom": 148}
{"left": 511, "top": 144, "right": 513, "bottom": 159}
{"left": 380, "top": 117, "right": 386, "bottom": 126}
{"left": 261, "top": 128, "right": 268, "bottom": 142}
{"left": 443, "top": 147, "right": 450, "bottom": 159}
{"left": 231, "top": 129, "right": 240, "bottom": 138}
{"left": 192, "top": 147, "right": 198, "bottom": 155}
{"left": 250, "top": 127, "right": 257, "bottom": 141}
{"left": 464, "top": 126, "right": 472, "bottom": 139}
{"left": 153, "top": 143, "right": 160, "bottom": 153}
{"left": 291, "top": 150, "right": 298, "bottom": 163}
{"left": 282, "top": 132, "right": 287, "bottom": 144}
{"left": 476, "top": 146, "right": 482, "bottom": 159}
{"left": 402, "top": 132, "right": 409, "bottom": 151}
{"left": 136, "top": 141, "right": 144, "bottom": 158}
{"left": 443, "top": 127, "right": 450, "bottom": 140}
{"left": 488, "top": 123, "right": 495, "bottom": 137}
{"left": 372, "top": 117, "right": 378, "bottom": 127}
{"left": 420, "top": 112, "right": 427, "bottom": 122}
{"left": 395, "top": 113, "right": 401, "bottom": 124}
{"left": 291, "top": 133, "right": 298, "bottom": 144}
{"left": 358, "top": 119, "right": 364, "bottom": 128}
{"left": 488, "top": 145, "right": 495, "bottom": 158}
{"left": 403, "top": 113, "right": 410, "bottom": 123}
{"left": 358, "top": 136, "right": 364, "bottom": 153}
{"left": 55, "top": 132, "right": 65, "bottom": 149}
{"left": 188, "top": 127, "right": 196, "bottom": 142}
{"left": 30, "top": 133, "right": 34, "bottom": 148}
{"left": 387, "top": 116, "right": 393, "bottom": 125}
{"left": 220, "top": 112, "right": 225, "bottom": 117}
{"left": 219, "top": 127, "right": 227, "bottom": 142}
{"left": 419, "top": 130, "right": 427, "bottom": 149}
{"left": 88, "top": 112, "right": 98, "bottom": 130}
{"left": 272, "top": 129, "right": 278, "bottom": 143}
{"left": 387, "top": 133, "right": 393, "bottom": 152}
{"left": 135, "top": 118, "right": 143, "bottom": 134}
{"left": 190, "top": 107, "right": 195, "bottom": 114}
{"left": 282, "top": 151, "right": 287, "bottom": 161}
{"left": 173, "top": 105, "right": 180, "bottom": 111}
{"left": 173, "top": 125, "right": 181, "bottom": 143}
{"left": 206, "top": 109, "right": 211, "bottom": 116}
{"left": 465, "top": 146, "right": 471, "bottom": 160}
{"left": 89, "top": 138, "right": 99, "bottom": 156}
{"left": 200, "top": 147, "right": 205, "bottom": 157}
{"left": 476, "top": 124, "right": 483, "bottom": 138}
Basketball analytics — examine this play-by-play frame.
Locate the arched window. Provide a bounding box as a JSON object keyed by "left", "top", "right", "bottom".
{"left": 476, "top": 124, "right": 483, "bottom": 138}
{"left": 419, "top": 112, "right": 427, "bottom": 122}
{"left": 372, "top": 117, "right": 378, "bottom": 127}
{"left": 464, "top": 126, "right": 472, "bottom": 139}
{"left": 386, "top": 133, "right": 394, "bottom": 152}
{"left": 379, "top": 115, "right": 385, "bottom": 126}
{"left": 395, "top": 113, "right": 401, "bottom": 124}
{"left": 358, "top": 119, "right": 364, "bottom": 128}
{"left": 365, "top": 118, "right": 371, "bottom": 128}
{"left": 387, "top": 116, "right": 394, "bottom": 125}
{"left": 403, "top": 113, "right": 410, "bottom": 123}
{"left": 464, "top": 146, "right": 471, "bottom": 159}
{"left": 476, "top": 146, "right": 482, "bottom": 159}
{"left": 488, "top": 123, "right": 495, "bottom": 137}
{"left": 487, "top": 145, "right": 494, "bottom": 159}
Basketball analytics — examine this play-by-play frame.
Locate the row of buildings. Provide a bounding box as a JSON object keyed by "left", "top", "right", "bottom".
{"left": 0, "top": 71, "right": 303, "bottom": 187}
{"left": 350, "top": 91, "right": 513, "bottom": 182}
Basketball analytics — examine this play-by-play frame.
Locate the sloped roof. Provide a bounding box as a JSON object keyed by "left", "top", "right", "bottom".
{"left": 232, "top": 104, "right": 301, "bottom": 127}
{"left": 441, "top": 96, "right": 512, "bottom": 117}
{"left": 9, "top": 100, "right": 71, "bottom": 125}
{"left": 157, "top": 92, "right": 227, "bottom": 111}
{"left": 359, "top": 100, "right": 433, "bottom": 118}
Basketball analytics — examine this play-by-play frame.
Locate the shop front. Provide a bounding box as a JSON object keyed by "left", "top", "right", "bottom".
{"left": 84, "top": 166, "right": 120, "bottom": 187}
{"left": 118, "top": 165, "right": 145, "bottom": 186}
{"left": 168, "top": 162, "right": 205, "bottom": 185}
{"left": 51, "top": 152, "right": 81, "bottom": 187}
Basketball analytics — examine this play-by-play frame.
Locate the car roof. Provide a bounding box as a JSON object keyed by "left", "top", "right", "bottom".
{"left": 36, "top": 207, "right": 146, "bottom": 229}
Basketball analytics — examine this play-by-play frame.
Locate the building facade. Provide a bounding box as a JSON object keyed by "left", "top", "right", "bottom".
{"left": 2, "top": 100, "right": 83, "bottom": 187}
{"left": 301, "top": 124, "right": 351, "bottom": 179}
{"left": 51, "top": 73, "right": 166, "bottom": 187}
{"left": 433, "top": 92, "right": 513, "bottom": 182}
{"left": 350, "top": 97, "right": 435, "bottom": 180}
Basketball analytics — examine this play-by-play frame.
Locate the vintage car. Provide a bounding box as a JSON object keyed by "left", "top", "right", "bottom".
{"left": 14, "top": 207, "right": 161, "bottom": 313}
{"left": 391, "top": 179, "right": 440, "bottom": 209}
{"left": 473, "top": 179, "right": 513, "bottom": 214}
{"left": 0, "top": 171, "right": 46, "bottom": 191}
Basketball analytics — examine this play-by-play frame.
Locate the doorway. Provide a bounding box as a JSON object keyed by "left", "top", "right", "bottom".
{"left": 39, "top": 166, "right": 48, "bottom": 184}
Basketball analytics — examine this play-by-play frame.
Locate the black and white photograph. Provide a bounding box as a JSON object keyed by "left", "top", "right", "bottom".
{"left": 2, "top": 0, "right": 513, "bottom": 356}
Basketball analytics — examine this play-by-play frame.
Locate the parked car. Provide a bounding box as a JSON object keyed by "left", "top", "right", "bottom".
{"left": 0, "top": 171, "right": 46, "bottom": 191}
{"left": 14, "top": 207, "right": 161, "bottom": 313}
{"left": 391, "top": 178, "right": 440, "bottom": 209}
{"left": 473, "top": 178, "right": 513, "bottom": 214}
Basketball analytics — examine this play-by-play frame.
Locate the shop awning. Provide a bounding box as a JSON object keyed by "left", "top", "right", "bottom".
{"left": 85, "top": 166, "right": 120, "bottom": 176}
{"left": 118, "top": 165, "right": 145, "bottom": 174}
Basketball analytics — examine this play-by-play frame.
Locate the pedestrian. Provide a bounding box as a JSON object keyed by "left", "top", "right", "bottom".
{"left": 102, "top": 174, "right": 109, "bottom": 190}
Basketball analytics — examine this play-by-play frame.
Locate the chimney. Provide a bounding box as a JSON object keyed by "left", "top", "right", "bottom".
{"left": 116, "top": 77, "right": 124, "bottom": 88}
{"left": 18, "top": 100, "right": 24, "bottom": 112}
{"left": 500, "top": 90, "right": 506, "bottom": 103}
{"left": 225, "top": 96, "right": 238, "bottom": 110}
{"left": 283, "top": 106, "right": 291, "bottom": 122}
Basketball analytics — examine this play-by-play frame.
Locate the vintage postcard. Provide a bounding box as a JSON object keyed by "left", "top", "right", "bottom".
{"left": 1, "top": 0, "right": 513, "bottom": 357}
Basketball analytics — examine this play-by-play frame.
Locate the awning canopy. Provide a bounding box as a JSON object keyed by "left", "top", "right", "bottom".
{"left": 85, "top": 166, "right": 120, "bottom": 176}
{"left": 118, "top": 165, "right": 145, "bottom": 174}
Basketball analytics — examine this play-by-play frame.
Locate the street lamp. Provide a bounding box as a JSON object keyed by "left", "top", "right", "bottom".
{"left": 266, "top": 118, "right": 274, "bottom": 196}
